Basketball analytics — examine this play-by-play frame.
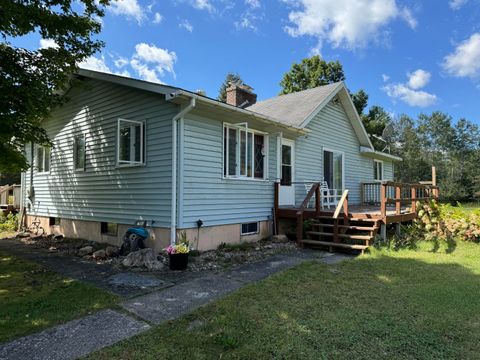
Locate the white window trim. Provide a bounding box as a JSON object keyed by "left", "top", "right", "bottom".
{"left": 241, "top": 222, "right": 259, "bottom": 236}
{"left": 323, "top": 147, "right": 345, "bottom": 190}
{"left": 73, "top": 134, "right": 86, "bottom": 172}
{"left": 116, "top": 118, "right": 145, "bottom": 167}
{"left": 222, "top": 122, "right": 268, "bottom": 181}
{"left": 36, "top": 145, "right": 51, "bottom": 175}
{"left": 374, "top": 159, "right": 384, "bottom": 182}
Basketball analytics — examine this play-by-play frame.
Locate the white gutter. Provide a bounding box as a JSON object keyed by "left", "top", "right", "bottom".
{"left": 171, "top": 98, "right": 196, "bottom": 245}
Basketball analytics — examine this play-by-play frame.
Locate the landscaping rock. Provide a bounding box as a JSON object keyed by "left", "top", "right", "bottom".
{"left": 16, "top": 232, "right": 30, "bottom": 238}
{"left": 78, "top": 246, "right": 94, "bottom": 257}
{"left": 93, "top": 249, "right": 106, "bottom": 260}
{"left": 272, "top": 234, "right": 289, "bottom": 243}
{"left": 105, "top": 246, "right": 120, "bottom": 258}
{"left": 122, "top": 248, "right": 164, "bottom": 271}
{"left": 54, "top": 234, "right": 64, "bottom": 241}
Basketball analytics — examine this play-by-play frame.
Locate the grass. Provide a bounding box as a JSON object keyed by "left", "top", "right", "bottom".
{"left": 89, "top": 241, "right": 480, "bottom": 360}
{"left": 0, "top": 251, "right": 117, "bottom": 344}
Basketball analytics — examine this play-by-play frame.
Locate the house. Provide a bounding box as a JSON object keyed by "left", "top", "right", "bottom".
{"left": 22, "top": 69, "right": 406, "bottom": 252}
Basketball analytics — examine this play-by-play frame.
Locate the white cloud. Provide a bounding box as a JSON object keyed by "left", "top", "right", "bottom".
{"left": 130, "top": 43, "right": 177, "bottom": 83}
{"left": 245, "top": 0, "right": 261, "bottom": 8}
{"left": 153, "top": 12, "right": 163, "bottom": 24}
{"left": 191, "top": 0, "right": 214, "bottom": 12}
{"left": 382, "top": 74, "right": 390, "bottom": 82}
{"left": 114, "top": 56, "right": 129, "bottom": 68}
{"left": 179, "top": 19, "right": 194, "bottom": 32}
{"left": 78, "top": 56, "right": 112, "bottom": 73}
{"left": 109, "top": 0, "right": 145, "bottom": 24}
{"left": 442, "top": 33, "right": 480, "bottom": 79}
{"left": 449, "top": 0, "right": 467, "bottom": 10}
{"left": 284, "top": 0, "right": 417, "bottom": 50}
{"left": 407, "top": 69, "right": 431, "bottom": 90}
{"left": 39, "top": 38, "right": 59, "bottom": 49}
{"left": 383, "top": 83, "right": 437, "bottom": 107}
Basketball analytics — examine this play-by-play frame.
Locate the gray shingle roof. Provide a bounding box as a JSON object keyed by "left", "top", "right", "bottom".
{"left": 246, "top": 82, "right": 342, "bottom": 127}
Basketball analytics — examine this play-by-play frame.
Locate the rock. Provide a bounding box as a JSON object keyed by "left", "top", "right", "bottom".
{"left": 264, "top": 244, "right": 273, "bottom": 249}
{"left": 48, "top": 246, "right": 57, "bottom": 252}
{"left": 122, "top": 248, "right": 164, "bottom": 271}
{"left": 16, "top": 232, "right": 30, "bottom": 238}
{"left": 93, "top": 249, "right": 106, "bottom": 259}
{"left": 54, "top": 234, "right": 64, "bottom": 241}
{"left": 105, "top": 246, "right": 120, "bottom": 258}
{"left": 78, "top": 245, "right": 94, "bottom": 257}
{"left": 272, "top": 235, "right": 289, "bottom": 243}
{"left": 30, "top": 234, "right": 43, "bottom": 241}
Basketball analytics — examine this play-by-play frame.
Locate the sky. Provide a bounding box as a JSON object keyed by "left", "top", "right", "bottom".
{"left": 15, "top": 0, "right": 480, "bottom": 123}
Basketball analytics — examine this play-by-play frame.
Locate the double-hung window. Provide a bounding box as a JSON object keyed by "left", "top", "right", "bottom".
{"left": 73, "top": 135, "right": 86, "bottom": 171}
{"left": 223, "top": 124, "right": 266, "bottom": 180}
{"left": 374, "top": 160, "right": 383, "bottom": 181}
{"left": 36, "top": 146, "right": 51, "bottom": 173}
{"left": 117, "top": 119, "right": 145, "bottom": 166}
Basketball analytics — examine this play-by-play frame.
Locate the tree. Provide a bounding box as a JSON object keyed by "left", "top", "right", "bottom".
{"left": 362, "top": 106, "right": 392, "bottom": 150}
{"left": 279, "top": 55, "right": 345, "bottom": 94}
{"left": 351, "top": 89, "right": 369, "bottom": 116}
{"left": 1, "top": 0, "right": 109, "bottom": 173}
{"left": 217, "top": 73, "right": 244, "bottom": 102}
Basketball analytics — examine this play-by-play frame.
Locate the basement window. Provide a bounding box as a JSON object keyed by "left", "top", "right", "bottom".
{"left": 101, "top": 222, "right": 117, "bottom": 236}
{"left": 49, "top": 217, "right": 60, "bottom": 226}
{"left": 241, "top": 222, "right": 259, "bottom": 236}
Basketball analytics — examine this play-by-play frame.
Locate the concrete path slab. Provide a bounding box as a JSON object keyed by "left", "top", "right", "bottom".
{"left": 121, "top": 275, "right": 243, "bottom": 324}
{"left": 0, "top": 310, "right": 149, "bottom": 360}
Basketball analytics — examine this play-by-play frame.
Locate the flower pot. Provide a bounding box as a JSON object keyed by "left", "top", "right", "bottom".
{"left": 169, "top": 253, "right": 189, "bottom": 270}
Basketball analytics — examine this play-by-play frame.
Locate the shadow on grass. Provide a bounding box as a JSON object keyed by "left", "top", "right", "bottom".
{"left": 88, "top": 246, "right": 480, "bottom": 360}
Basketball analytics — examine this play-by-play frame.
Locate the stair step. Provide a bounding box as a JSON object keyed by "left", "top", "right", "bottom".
{"left": 312, "top": 224, "right": 377, "bottom": 231}
{"left": 306, "top": 231, "right": 373, "bottom": 240}
{"left": 300, "top": 239, "right": 368, "bottom": 250}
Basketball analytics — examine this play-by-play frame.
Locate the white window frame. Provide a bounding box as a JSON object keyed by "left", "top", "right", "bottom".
{"left": 241, "top": 222, "right": 259, "bottom": 235}
{"left": 323, "top": 147, "right": 345, "bottom": 190}
{"left": 374, "top": 160, "right": 384, "bottom": 181}
{"left": 117, "top": 118, "right": 145, "bottom": 167}
{"left": 36, "top": 145, "right": 51, "bottom": 174}
{"left": 73, "top": 134, "right": 86, "bottom": 172}
{"left": 222, "top": 122, "right": 268, "bottom": 181}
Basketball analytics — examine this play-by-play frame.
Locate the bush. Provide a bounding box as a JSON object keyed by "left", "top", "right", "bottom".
{"left": 0, "top": 213, "right": 18, "bottom": 232}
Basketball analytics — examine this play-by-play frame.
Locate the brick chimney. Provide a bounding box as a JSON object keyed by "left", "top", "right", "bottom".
{"left": 226, "top": 84, "right": 257, "bottom": 108}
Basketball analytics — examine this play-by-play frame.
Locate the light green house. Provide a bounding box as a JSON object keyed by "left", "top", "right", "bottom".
{"left": 22, "top": 69, "right": 400, "bottom": 251}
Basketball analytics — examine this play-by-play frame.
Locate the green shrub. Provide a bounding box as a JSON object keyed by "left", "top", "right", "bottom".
{"left": 0, "top": 213, "right": 18, "bottom": 232}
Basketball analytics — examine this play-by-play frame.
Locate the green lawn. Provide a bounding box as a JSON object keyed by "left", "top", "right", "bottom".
{"left": 0, "top": 251, "right": 117, "bottom": 343}
{"left": 89, "top": 241, "right": 480, "bottom": 360}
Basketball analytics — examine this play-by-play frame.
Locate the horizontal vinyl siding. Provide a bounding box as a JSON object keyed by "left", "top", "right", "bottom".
{"left": 295, "top": 102, "right": 374, "bottom": 205}
{"left": 180, "top": 113, "right": 277, "bottom": 228}
{"left": 24, "top": 79, "right": 177, "bottom": 227}
{"left": 384, "top": 161, "right": 394, "bottom": 180}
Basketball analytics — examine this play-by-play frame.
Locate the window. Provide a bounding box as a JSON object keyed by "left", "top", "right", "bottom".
{"left": 223, "top": 124, "right": 266, "bottom": 180}
{"left": 241, "top": 222, "right": 259, "bottom": 235}
{"left": 117, "top": 119, "right": 145, "bottom": 166}
{"left": 101, "top": 222, "right": 117, "bottom": 236}
{"left": 323, "top": 150, "right": 343, "bottom": 189}
{"left": 281, "top": 144, "right": 293, "bottom": 186}
{"left": 74, "top": 135, "right": 86, "bottom": 171}
{"left": 374, "top": 160, "right": 383, "bottom": 181}
{"left": 36, "top": 146, "right": 51, "bottom": 173}
{"left": 49, "top": 217, "right": 60, "bottom": 226}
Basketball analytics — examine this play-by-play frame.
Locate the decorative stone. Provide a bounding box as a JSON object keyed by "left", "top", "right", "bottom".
{"left": 105, "top": 246, "right": 120, "bottom": 258}
{"left": 78, "top": 246, "right": 94, "bottom": 257}
{"left": 93, "top": 249, "right": 106, "bottom": 259}
{"left": 54, "top": 234, "right": 64, "bottom": 241}
{"left": 272, "top": 235, "right": 289, "bottom": 243}
{"left": 16, "top": 232, "right": 30, "bottom": 238}
{"left": 122, "top": 248, "right": 164, "bottom": 271}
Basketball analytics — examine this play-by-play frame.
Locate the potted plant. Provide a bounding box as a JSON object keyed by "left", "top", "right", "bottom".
{"left": 165, "top": 231, "right": 190, "bottom": 270}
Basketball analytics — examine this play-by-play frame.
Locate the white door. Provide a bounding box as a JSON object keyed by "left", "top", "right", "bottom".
{"left": 279, "top": 140, "right": 295, "bottom": 206}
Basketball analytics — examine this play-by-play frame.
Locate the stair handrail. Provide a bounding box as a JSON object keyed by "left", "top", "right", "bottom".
{"left": 333, "top": 190, "right": 349, "bottom": 219}
{"left": 295, "top": 182, "right": 321, "bottom": 243}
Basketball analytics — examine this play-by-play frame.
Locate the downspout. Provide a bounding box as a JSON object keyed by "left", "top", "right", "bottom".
{"left": 171, "top": 98, "right": 196, "bottom": 245}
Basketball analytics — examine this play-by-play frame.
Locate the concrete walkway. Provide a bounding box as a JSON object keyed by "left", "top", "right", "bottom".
{"left": 0, "top": 248, "right": 351, "bottom": 360}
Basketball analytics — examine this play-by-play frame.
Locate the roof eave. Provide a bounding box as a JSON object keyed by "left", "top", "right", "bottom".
{"left": 360, "top": 147, "right": 403, "bottom": 162}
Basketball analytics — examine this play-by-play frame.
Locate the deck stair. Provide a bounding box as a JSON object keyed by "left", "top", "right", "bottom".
{"left": 301, "top": 216, "right": 380, "bottom": 254}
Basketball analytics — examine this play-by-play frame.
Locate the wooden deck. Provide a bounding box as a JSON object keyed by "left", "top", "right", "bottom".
{"left": 274, "top": 181, "right": 439, "bottom": 253}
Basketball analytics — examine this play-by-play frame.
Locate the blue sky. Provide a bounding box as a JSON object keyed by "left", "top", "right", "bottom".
{"left": 18, "top": 0, "right": 480, "bottom": 123}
